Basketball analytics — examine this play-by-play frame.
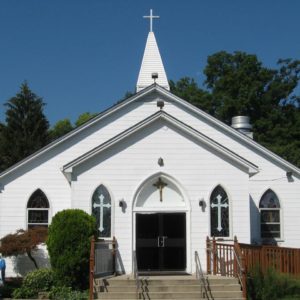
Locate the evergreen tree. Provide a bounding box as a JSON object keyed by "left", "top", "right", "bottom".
{"left": 1, "top": 82, "right": 49, "bottom": 170}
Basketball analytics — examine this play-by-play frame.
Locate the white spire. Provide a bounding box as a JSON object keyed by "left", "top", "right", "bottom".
{"left": 136, "top": 10, "right": 170, "bottom": 93}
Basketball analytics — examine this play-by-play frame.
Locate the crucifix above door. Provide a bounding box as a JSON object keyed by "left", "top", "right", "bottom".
{"left": 153, "top": 177, "right": 168, "bottom": 202}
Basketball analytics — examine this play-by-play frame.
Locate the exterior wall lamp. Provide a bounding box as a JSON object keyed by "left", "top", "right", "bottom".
{"left": 199, "top": 198, "right": 206, "bottom": 212}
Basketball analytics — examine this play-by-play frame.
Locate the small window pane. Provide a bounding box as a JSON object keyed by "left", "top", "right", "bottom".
{"left": 28, "top": 210, "right": 49, "bottom": 224}
{"left": 261, "top": 211, "right": 280, "bottom": 223}
{"left": 28, "top": 225, "right": 48, "bottom": 230}
{"left": 259, "top": 190, "right": 280, "bottom": 208}
{"left": 27, "top": 190, "right": 49, "bottom": 208}
{"left": 210, "top": 185, "right": 229, "bottom": 237}
{"left": 92, "top": 185, "right": 111, "bottom": 238}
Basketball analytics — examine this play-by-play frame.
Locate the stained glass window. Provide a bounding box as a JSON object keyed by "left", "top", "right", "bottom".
{"left": 210, "top": 185, "right": 229, "bottom": 237}
{"left": 27, "top": 189, "right": 49, "bottom": 229}
{"left": 259, "top": 189, "right": 281, "bottom": 239}
{"left": 92, "top": 185, "right": 112, "bottom": 238}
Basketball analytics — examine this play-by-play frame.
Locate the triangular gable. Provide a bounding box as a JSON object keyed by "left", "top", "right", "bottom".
{"left": 62, "top": 110, "right": 259, "bottom": 181}
{"left": 1, "top": 84, "right": 299, "bottom": 179}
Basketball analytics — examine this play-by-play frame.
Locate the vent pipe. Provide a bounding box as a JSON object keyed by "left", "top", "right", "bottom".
{"left": 231, "top": 116, "right": 253, "bottom": 139}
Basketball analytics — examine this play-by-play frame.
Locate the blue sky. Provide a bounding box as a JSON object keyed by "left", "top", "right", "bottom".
{"left": 0, "top": 1, "right": 299, "bottom": 126}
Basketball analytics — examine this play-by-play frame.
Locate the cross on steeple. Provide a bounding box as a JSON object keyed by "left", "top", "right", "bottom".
{"left": 143, "top": 9, "right": 160, "bottom": 32}
{"left": 153, "top": 177, "right": 167, "bottom": 202}
{"left": 211, "top": 194, "right": 229, "bottom": 232}
{"left": 93, "top": 194, "right": 111, "bottom": 232}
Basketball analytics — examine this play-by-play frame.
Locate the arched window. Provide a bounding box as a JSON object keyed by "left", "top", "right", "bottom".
{"left": 27, "top": 189, "right": 50, "bottom": 229}
{"left": 259, "top": 189, "right": 281, "bottom": 239}
{"left": 92, "top": 185, "right": 112, "bottom": 238}
{"left": 210, "top": 185, "right": 229, "bottom": 237}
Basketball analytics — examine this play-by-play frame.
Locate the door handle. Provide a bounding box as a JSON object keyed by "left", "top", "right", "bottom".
{"left": 161, "top": 236, "right": 168, "bottom": 247}
{"left": 157, "top": 236, "right": 168, "bottom": 247}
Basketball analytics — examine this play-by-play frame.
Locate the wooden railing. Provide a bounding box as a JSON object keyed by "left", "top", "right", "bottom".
{"left": 239, "top": 243, "right": 300, "bottom": 276}
{"left": 89, "top": 237, "right": 117, "bottom": 300}
{"left": 233, "top": 238, "right": 247, "bottom": 299}
{"left": 206, "top": 237, "right": 247, "bottom": 299}
{"left": 207, "top": 236, "right": 300, "bottom": 300}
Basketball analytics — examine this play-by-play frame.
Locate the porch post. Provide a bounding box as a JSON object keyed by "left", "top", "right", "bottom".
{"left": 206, "top": 236, "right": 211, "bottom": 274}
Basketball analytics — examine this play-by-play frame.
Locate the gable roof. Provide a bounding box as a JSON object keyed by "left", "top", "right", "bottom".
{"left": 62, "top": 110, "right": 259, "bottom": 179}
{"left": 0, "top": 84, "right": 299, "bottom": 179}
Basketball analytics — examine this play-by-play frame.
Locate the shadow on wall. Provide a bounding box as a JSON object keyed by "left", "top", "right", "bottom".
{"left": 249, "top": 195, "right": 260, "bottom": 244}
{"left": 8, "top": 245, "right": 50, "bottom": 277}
{"left": 115, "top": 248, "right": 125, "bottom": 275}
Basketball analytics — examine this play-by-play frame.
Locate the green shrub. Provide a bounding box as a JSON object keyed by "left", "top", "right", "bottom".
{"left": 247, "top": 266, "right": 300, "bottom": 300}
{"left": 12, "top": 268, "right": 54, "bottom": 299}
{"left": 49, "top": 286, "right": 88, "bottom": 300}
{"left": 46, "top": 209, "right": 96, "bottom": 289}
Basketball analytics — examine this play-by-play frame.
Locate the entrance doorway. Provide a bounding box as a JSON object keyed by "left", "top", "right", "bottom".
{"left": 136, "top": 213, "right": 186, "bottom": 272}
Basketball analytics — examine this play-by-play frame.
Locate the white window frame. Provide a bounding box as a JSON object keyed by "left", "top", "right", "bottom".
{"left": 26, "top": 189, "right": 50, "bottom": 229}
{"left": 259, "top": 189, "right": 282, "bottom": 241}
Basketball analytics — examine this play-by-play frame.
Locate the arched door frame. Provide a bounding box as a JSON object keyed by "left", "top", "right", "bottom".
{"left": 132, "top": 172, "right": 191, "bottom": 273}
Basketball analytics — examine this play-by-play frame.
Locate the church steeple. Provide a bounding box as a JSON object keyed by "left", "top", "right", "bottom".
{"left": 136, "top": 9, "right": 170, "bottom": 93}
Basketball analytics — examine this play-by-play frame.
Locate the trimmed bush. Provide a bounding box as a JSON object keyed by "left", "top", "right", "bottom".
{"left": 12, "top": 268, "right": 54, "bottom": 299}
{"left": 46, "top": 209, "right": 96, "bottom": 289}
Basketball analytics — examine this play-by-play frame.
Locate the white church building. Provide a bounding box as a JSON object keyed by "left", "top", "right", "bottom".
{"left": 0, "top": 10, "right": 300, "bottom": 277}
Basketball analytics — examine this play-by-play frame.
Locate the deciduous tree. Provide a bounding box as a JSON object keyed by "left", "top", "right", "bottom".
{"left": 0, "top": 227, "right": 48, "bottom": 269}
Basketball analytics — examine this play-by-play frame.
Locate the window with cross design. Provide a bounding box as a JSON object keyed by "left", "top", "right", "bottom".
{"left": 210, "top": 185, "right": 229, "bottom": 237}
{"left": 27, "top": 189, "right": 50, "bottom": 229}
{"left": 92, "top": 185, "right": 112, "bottom": 238}
{"left": 259, "top": 189, "right": 281, "bottom": 239}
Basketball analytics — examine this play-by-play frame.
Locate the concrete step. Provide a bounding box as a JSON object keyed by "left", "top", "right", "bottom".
{"left": 94, "top": 275, "right": 244, "bottom": 300}
{"left": 97, "top": 292, "right": 202, "bottom": 299}
{"left": 97, "top": 285, "right": 201, "bottom": 292}
{"left": 208, "top": 291, "right": 243, "bottom": 298}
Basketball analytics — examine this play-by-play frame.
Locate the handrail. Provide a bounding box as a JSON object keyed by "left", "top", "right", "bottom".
{"left": 233, "top": 238, "right": 247, "bottom": 299}
{"left": 195, "top": 251, "right": 210, "bottom": 299}
{"left": 233, "top": 247, "right": 244, "bottom": 288}
{"left": 133, "top": 250, "right": 140, "bottom": 299}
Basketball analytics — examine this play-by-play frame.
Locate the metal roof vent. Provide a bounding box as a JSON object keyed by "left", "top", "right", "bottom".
{"left": 231, "top": 116, "right": 253, "bottom": 139}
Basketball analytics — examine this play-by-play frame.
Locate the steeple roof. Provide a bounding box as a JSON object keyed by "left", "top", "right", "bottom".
{"left": 136, "top": 11, "right": 169, "bottom": 92}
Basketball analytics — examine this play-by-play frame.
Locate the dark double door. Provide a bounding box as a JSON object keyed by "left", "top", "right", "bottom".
{"left": 136, "top": 213, "right": 186, "bottom": 272}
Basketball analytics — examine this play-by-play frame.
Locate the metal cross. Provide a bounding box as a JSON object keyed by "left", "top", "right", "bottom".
{"left": 143, "top": 9, "right": 160, "bottom": 32}
{"left": 211, "top": 194, "right": 228, "bottom": 232}
{"left": 153, "top": 177, "right": 167, "bottom": 202}
{"left": 93, "top": 194, "right": 111, "bottom": 232}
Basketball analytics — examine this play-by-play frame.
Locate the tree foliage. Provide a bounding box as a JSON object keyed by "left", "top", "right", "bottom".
{"left": 75, "top": 112, "right": 97, "bottom": 127}
{"left": 48, "top": 112, "right": 97, "bottom": 142}
{"left": 49, "top": 119, "right": 73, "bottom": 141}
{"left": 0, "top": 227, "right": 48, "bottom": 269}
{"left": 46, "top": 209, "right": 96, "bottom": 289}
{"left": 0, "top": 82, "right": 49, "bottom": 170}
{"left": 171, "top": 51, "right": 300, "bottom": 167}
